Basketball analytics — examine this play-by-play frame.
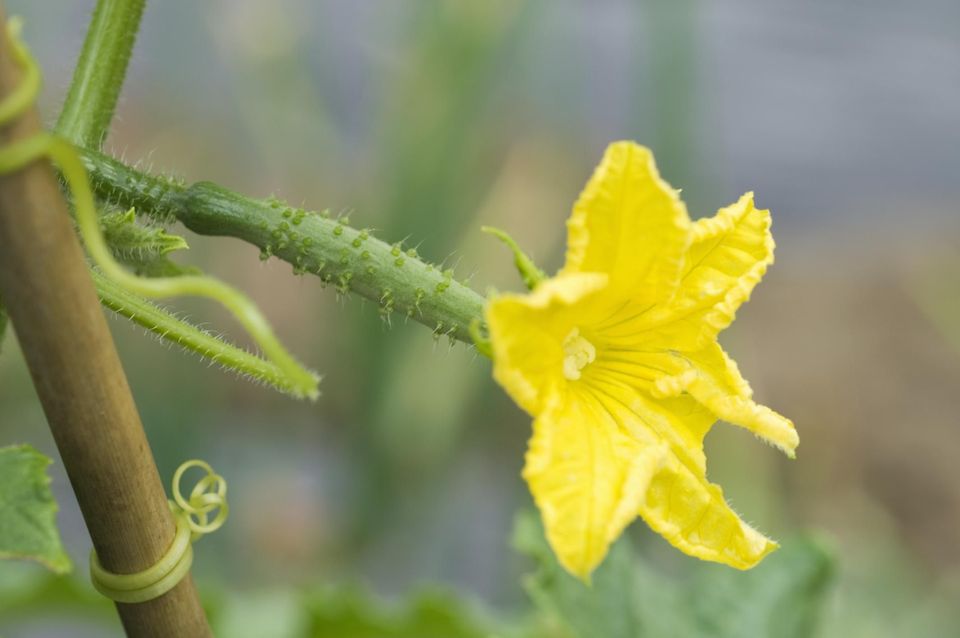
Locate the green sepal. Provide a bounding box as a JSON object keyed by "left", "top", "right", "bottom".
{"left": 468, "top": 318, "right": 493, "bottom": 359}
{"left": 99, "top": 207, "right": 194, "bottom": 276}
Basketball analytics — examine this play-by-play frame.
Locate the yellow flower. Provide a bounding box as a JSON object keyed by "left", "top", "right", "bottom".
{"left": 486, "top": 141, "right": 798, "bottom": 580}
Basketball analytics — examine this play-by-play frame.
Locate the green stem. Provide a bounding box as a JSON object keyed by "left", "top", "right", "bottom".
{"left": 92, "top": 270, "right": 303, "bottom": 396}
{"left": 80, "top": 148, "right": 487, "bottom": 344}
{"left": 56, "top": 0, "right": 146, "bottom": 148}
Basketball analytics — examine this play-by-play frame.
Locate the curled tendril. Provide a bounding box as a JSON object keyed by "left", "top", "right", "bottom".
{"left": 481, "top": 226, "right": 546, "bottom": 291}
{"left": 0, "top": 18, "right": 320, "bottom": 400}
{"left": 172, "top": 459, "right": 228, "bottom": 538}
{"left": 89, "top": 460, "right": 229, "bottom": 603}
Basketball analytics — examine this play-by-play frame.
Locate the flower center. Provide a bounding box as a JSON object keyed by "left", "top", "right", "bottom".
{"left": 562, "top": 328, "right": 596, "bottom": 381}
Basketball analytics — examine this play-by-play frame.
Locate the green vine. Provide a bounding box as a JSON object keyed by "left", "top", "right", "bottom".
{"left": 80, "top": 148, "right": 488, "bottom": 344}
{"left": 3, "top": 19, "right": 319, "bottom": 399}
{"left": 22, "top": 0, "right": 489, "bottom": 399}
{"left": 56, "top": 0, "right": 146, "bottom": 149}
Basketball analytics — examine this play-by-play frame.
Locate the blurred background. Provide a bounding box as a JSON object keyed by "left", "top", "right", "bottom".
{"left": 1, "top": 0, "right": 959, "bottom": 635}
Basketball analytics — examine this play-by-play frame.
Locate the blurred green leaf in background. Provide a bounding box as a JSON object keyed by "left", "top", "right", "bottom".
{"left": 0, "top": 445, "right": 70, "bottom": 575}
{"left": 513, "top": 511, "right": 834, "bottom": 638}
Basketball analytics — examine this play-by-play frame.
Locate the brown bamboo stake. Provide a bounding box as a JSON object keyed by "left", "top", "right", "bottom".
{"left": 0, "top": 8, "right": 212, "bottom": 637}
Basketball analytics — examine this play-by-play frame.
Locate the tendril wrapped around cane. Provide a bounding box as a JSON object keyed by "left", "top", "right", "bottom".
{"left": 89, "top": 460, "right": 228, "bottom": 603}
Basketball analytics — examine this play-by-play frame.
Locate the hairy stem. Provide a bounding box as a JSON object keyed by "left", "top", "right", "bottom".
{"left": 80, "top": 148, "right": 487, "bottom": 343}
{"left": 56, "top": 0, "right": 146, "bottom": 148}
{"left": 92, "top": 270, "right": 300, "bottom": 395}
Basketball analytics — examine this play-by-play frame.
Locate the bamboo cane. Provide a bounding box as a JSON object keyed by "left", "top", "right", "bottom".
{"left": 0, "top": 6, "right": 211, "bottom": 636}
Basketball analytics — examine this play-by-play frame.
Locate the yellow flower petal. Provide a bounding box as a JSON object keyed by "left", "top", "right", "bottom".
{"left": 523, "top": 390, "right": 665, "bottom": 580}
{"left": 659, "top": 192, "right": 775, "bottom": 349}
{"left": 640, "top": 452, "right": 778, "bottom": 569}
{"left": 485, "top": 142, "right": 794, "bottom": 577}
{"left": 586, "top": 352, "right": 710, "bottom": 458}
{"left": 689, "top": 344, "right": 798, "bottom": 456}
{"left": 652, "top": 343, "right": 798, "bottom": 457}
{"left": 562, "top": 141, "right": 691, "bottom": 301}
{"left": 545, "top": 371, "right": 776, "bottom": 572}
{"left": 486, "top": 273, "right": 608, "bottom": 414}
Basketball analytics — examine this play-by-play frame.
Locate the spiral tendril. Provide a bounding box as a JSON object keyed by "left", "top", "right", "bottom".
{"left": 172, "top": 459, "right": 228, "bottom": 538}
{"left": 89, "top": 460, "right": 228, "bottom": 603}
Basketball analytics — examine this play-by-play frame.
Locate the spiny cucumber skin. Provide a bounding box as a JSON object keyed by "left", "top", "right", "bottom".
{"left": 79, "top": 149, "right": 486, "bottom": 344}
{"left": 181, "top": 181, "right": 485, "bottom": 343}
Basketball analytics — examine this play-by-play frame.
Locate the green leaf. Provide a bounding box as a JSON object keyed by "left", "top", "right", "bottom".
{"left": 0, "top": 562, "right": 110, "bottom": 622}
{"left": 512, "top": 511, "right": 641, "bottom": 638}
{"left": 513, "top": 511, "right": 835, "bottom": 638}
{"left": 0, "top": 445, "right": 71, "bottom": 574}
{"left": 208, "top": 589, "right": 310, "bottom": 638}
{"left": 681, "top": 536, "right": 835, "bottom": 638}
{"left": 304, "top": 587, "right": 498, "bottom": 638}
{"left": 209, "top": 584, "right": 525, "bottom": 638}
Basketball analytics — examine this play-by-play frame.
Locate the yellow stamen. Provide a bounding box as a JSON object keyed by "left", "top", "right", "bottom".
{"left": 562, "top": 328, "right": 596, "bottom": 380}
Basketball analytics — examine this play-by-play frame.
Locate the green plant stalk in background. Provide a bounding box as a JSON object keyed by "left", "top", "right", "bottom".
{"left": 81, "top": 148, "right": 487, "bottom": 344}
{"left": 55, "top": 0, "right": 145, "bottom": 149}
